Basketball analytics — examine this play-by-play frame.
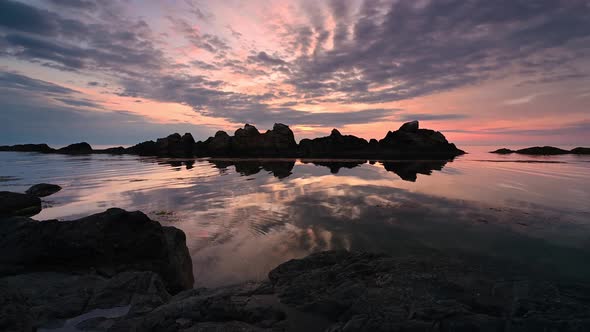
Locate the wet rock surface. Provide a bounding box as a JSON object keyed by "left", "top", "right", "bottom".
{"left": 25, "top": 183, "right": 62, "bottom": 197}
{"left": 0, "top": 191, "right": 41, "bottom": 217}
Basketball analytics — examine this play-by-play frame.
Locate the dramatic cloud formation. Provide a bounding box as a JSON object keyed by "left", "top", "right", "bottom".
{"left": 0, "top": 0, "right": 588, "bottom": 145}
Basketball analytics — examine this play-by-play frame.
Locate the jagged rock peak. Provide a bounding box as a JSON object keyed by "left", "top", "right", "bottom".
{"left": 330, "top": 128, "right": 342, "bottom": 137}
{"left": 399, "top": 120, "right": 419, "bottom": 132}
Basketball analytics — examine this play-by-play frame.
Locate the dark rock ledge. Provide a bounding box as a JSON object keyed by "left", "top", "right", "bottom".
{"left": 0, "top": 121, "right": 466, "bottom": 159}
{"left": 491, "top": 146, "right": 590, "bottom": 155}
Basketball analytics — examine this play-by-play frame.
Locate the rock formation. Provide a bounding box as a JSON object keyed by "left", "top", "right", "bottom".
{"left": 25, "top": 183, "right": 62, "bottom": 197}
{"left": 299, "top": 129, "right": 370, "bottom": 158}
{"left": 56, "top": 142, "right": 93, "bottom": 154}
{"left": 0, "top": 191, "right": 41, "bottom": 217}
{"left": 491, "top": 146, "right": 589, "bottom": 155}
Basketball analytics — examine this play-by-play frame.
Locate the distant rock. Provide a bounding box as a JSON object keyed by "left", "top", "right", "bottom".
{"left": 490, "top": 148, "right": 514, "bottom": 154}
{"left": 196, "top": 130, "right": 232, "bottom": 156}
{"left": 25, "top": 183, "right": 61, "bottom": 197}
{"left": 154, "top": 133, "right": 195, "bottom": 157}
{"left": 56, "top": 142, "right": 93, "bottom": 154}
{"left": 94, "top": 146, "right": 126, "bottom": 154}
{"left": 0, "top": 191, "right": 41, "bottom": 217}
{"left": 126, "top": 140, "right": 157, "bottom": 156}
{"left": 491, "top": 146, "right": 575, "bottom": 155}
{"left": 0, "top": 208, "right": 193, "bottom": 294}
{"left": 571, "top": 147, "right": 590, "bottom": 155}
{"left": 0, "top": 144, "right": 54, "bottom": 153}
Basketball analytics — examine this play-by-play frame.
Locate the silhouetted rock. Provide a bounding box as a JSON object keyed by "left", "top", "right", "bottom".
{"left": 490, "top": 148, "right": 514, "bottom": 154}
{"left": 0, "top": 192, "right": 41, "bottom": 217}
{"left": 398, "top": 119, "right": 419, "bottom": 132}
{"left": 378, "top": 121, "right": 464, "bottom": 157}
{"left": 94, "top": 146, "right": 126, "bottom": 154}
{"left": 0, "top": 144, "right": 54, "bottom": 153}
{"left": 126, "top": 140, "right": 157, "bottom": 156}
{"left": 571, "top": 147, "right": 590, "bottom": 155}
{"left": 197, "top": 131, "right": 232, "bottom": 156}
{"left": 25, "top": 183, "right": 61, "bottom": 197}
{"left": 299, "top": 129, "right": 369, "bottom": 158}
{"left": 155, "top": 133, "right": 195, "bottom": 157}
{"left": 56, "top": 142, "right": 93, "bottom": 154}
{"left": 382, "top": 159, "right": 450, "bottom": 182}
{"left": 491, "top": 146, "right": 572, "bottom": 155}
{"left": 0, "top": 208, "right": 193, "bottom": 294}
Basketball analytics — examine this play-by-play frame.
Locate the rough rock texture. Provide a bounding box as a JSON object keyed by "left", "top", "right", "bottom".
{"left": 25, "top": 183, "right": 62, "bottom": 197}
{"left": 490, "top": 146, "right": 589, "bottom": 155}
{"left": 0, "top": 191, "right": 41, "bottom": 217}
{"left": 0, "top": 208, "right": 193, "bottom": 294}
{"left": 378, "top": 121, "right": 464, "bottom": 157}
{"left": 0, "top": 144, "right": 54, "bottom": 153}
{"left": 56, "top": 142, "right": 93, "bottom": 154}
{"left": 299, "top": 129, "right": 369, "bottom": 158}
{"left": 269, "top": 250, "right": 590, "bottom": 332}
{"left": 0, "top": 271, "right": 170, "bottom": 331}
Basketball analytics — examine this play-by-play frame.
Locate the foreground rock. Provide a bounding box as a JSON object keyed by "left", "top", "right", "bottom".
{"left": 491, "top": 146, "right": 590, "bottom": 155}
{"left": 0, "top": 192, "right": 41, "bottom": 217}
{"left": 0, "top": 208, "right": 193, "bottom": 294}
{"left": 25, "top": 183, "right": 61, "bottom": 197}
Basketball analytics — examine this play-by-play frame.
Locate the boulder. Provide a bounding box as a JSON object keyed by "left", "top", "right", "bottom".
{"left": 0, "top": 208, "right": 193, "bottom": 294}
{"left": 298, "top": 129, "right": 369, "bottom": 158}
{"left": 231, "top": 123, "right": 298, "bottom": 156}
{"left": 56, "top": 142, "right": 93, "bottom": 154}
{"left": 398, "top": 120, "right": 419, "bottom": 132}
{"left": 25, "top": 183, "right": 61, "bottom": 197}
{"left": 0, "top": 144, "right": 54, "bottom": 153}
{"left": 199, "top": 131, "right": 232, "bottom": 156}
{"left": 155, "top": 133, "right": 195, "bottom": 157}
{"left": 0, "top": 192, "right": 41, "bottom": 217}
{"left": 378, "top": 121, "right": 464, "bottom": 157}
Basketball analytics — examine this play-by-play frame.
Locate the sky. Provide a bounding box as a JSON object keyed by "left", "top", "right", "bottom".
{"left": 0, "top": 0, "right": 589, "bottom": 146}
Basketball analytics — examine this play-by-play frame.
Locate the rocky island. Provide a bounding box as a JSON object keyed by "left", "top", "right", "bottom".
{"left": 0, "top": 121, "right": 465, "bottom": 159}
{"left": 491, "top": 146, "right": 590, "bottom": 155}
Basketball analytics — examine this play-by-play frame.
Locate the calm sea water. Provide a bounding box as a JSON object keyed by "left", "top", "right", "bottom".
{"left": 1, "top": 147, "right": 589, "bottom": 287}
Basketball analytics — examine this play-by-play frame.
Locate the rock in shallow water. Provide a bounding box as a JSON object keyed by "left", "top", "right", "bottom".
{"left": 0, "top": 191, "right": 41, "bottom": 217}
{"left": 25, "top": 183, "right": 62, "bottom": 197}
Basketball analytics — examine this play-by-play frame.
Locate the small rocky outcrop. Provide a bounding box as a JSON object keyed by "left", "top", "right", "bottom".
{"left": 378, "top": 121, "right": 464, "bottom": 157}
{"left": 25, "top": 183, "right": 61, "bottom": 197}
{"left": 155, "top": 133, "right": 195, "bottom": 157}
{"left": 0, "top": 144, "right": 54, "bottom": 153}
{"left": 95, "top": 146, "right": 126, "bottom": 154}
{"left": 56, "top": 142, "right": 93, "bottom": 154}
{"left": 299, "top": 129, "right": 369, "bottom": 158}
{"left": 491, "top": 146, "right": 588, "bottom": 155}
{"left": 195, "top": 130, "right": 232, "bottom": 156}
{"left": 0, "top": 208, "right": 193, "bottom": 294}
{"left": 126, "top": 140, "right": 158, "bottom": 156}
{"left": 0, "top": 192, "right": 41, "bottom": 217}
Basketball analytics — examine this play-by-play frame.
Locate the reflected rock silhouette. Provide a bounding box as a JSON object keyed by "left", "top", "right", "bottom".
{"left": 159, "top": 160, "right": 195, "bottom": 170}
{"left": 381, "top": 159, "right": 451, "bottom": 182}
{"left": 208, "top": 159, "right": 295, "bottom": 179}
{"left": 301, "top": 160, "right": 366, "bottom": 174}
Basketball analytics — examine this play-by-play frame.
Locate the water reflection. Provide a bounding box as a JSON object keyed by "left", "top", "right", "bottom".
{"left": 200, "top": 158, "right": 453, "bottom": 182}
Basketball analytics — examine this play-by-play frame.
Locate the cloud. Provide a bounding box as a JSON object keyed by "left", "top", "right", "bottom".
{"left": 287, "top": 0, "right": 590, "bottom": 104}
{"left": 248, "top": 52, "right": 287, "bottom": 66}
{"left": 397, "top": 113, "right": 469, "bottom": 122}
{"left": 0, "top": 70, "right": 77, "bottom": 95}
{"left": 503, "top": 94, "right": 540, "bottom": 105}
